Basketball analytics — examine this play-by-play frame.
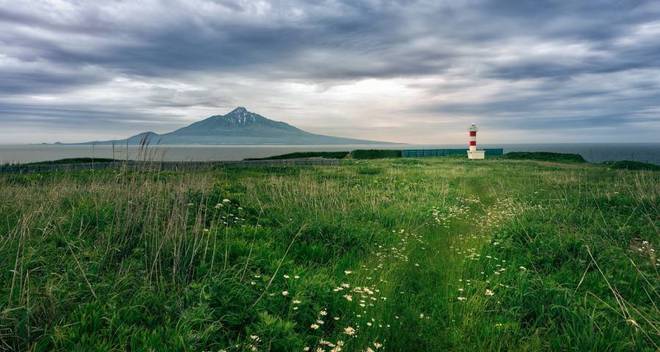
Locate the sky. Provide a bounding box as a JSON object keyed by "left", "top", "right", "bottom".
{"left": 1, "top": 0, "right": 659, "bottom": 144}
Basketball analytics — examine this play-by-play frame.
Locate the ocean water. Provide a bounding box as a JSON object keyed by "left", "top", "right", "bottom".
{"left": 0, "top": 143, "right": 659, "bottom": 165}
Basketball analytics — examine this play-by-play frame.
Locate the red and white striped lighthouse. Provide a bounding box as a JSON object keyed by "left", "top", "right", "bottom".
{"left": 467, "top": 123, "right": 485, "bottom": 159}
{"left": 469, "top": 123, "right": 478, "bottom": 152}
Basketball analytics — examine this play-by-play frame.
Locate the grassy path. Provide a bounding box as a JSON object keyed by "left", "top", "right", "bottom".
{"left": 378, "top": 180, "right": 494, "bottom": 350}
{"left": 323, "top": 169, "right": 507, "bottom": 351}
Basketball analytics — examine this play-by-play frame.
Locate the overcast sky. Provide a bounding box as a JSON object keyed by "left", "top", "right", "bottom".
{"left": 1, "top": 0, "right": 659, "bottom": 144}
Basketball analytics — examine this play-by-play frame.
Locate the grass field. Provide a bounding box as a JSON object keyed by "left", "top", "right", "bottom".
{"left": 0, "top": 158, "right": 658, "bottom": 351}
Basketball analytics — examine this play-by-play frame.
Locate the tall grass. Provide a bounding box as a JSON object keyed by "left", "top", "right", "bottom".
{"left": 0, "top": 159, "right": 657, "bottom": 351}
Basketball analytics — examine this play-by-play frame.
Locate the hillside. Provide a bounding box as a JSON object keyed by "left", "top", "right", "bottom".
{"left": 80, "top": 107, "right": 391, "bottom": 145}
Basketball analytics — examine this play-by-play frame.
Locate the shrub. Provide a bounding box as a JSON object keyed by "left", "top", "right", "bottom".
{"left": 501, "top": 152, "right": 586, "bottom": 163}
{"left": 245, "top": 151, "right": 349, "bottom": 160}
{"left": 350, "top": 149, "right": 402, "bottom": 159}
{"left": 604, "top": 160, "right": 660, "bottom": 171}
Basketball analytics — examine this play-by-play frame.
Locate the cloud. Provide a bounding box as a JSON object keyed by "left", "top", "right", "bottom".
{"left": 0, "top": 0, "right": 659, "bottom": 143}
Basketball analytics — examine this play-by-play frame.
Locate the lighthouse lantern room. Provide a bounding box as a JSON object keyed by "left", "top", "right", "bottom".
{"left": 467, "top": 123, "right": 485, "bottom": 160}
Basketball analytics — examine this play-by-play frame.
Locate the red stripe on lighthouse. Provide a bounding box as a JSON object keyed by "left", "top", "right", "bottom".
{"left": 469, "top": 131, "right": 477, "bottom": 137}
{"left": 469, "top": 141, "right": 476, "bottom": 146}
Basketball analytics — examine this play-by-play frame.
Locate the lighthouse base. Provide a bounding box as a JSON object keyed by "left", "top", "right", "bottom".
{"left": 467, "top": 150, "right": 485, "bottom": 160}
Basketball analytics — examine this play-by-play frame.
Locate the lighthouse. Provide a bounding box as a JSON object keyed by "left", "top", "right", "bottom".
{"left": 467, "top": 123, "right": 485, "bottom": 159}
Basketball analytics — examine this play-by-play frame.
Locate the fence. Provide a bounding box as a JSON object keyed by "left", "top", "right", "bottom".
{"left": 401, "top": 148, "right": 503, "bottom": 158}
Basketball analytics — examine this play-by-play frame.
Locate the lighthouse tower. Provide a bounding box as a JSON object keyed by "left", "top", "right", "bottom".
{"left": 467, "top": 123, "right": 485, "bottom": 159}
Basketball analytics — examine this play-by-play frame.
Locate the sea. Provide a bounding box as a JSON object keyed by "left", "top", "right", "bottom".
{"left": 0, "top": 143, "right": 659, "bottom": 165}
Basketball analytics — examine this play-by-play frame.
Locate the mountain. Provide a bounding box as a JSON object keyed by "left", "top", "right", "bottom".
{"left": 80, "top": 107, "right": 392, "bottom": 145}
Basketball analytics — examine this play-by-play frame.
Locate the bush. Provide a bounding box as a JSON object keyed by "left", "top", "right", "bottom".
{"left": 501, "top": 152, "right": 586, "bottom": 163}
{"left": 604, "top": 160, "right": 660, "bottom": 171}
{"left": 350, "top": 149, "right": 402, "bottom": 159}
{"left": 245, "top": 151, "right": 349, "bottom": 160}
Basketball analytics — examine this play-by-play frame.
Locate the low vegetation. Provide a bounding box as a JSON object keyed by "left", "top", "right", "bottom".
{"left": 5, "top": 158, "right": 120, "bottom": 166}
{"left": 501, "top": 151, "right": 586, "bottom": 163}
{"left": 245, "top": 151, "right": 350, "bottom": 160}
{"left": 605, "top": 160, "right": 660, "bottom": 171}
{"left": 0, "top": 158, "right": 657, "bottom": 351}
{"left": 349, "top": 150, "right": 402, "bottom": 159}
{"left": 246, "top": 149, "right": 402, "bottom": 161}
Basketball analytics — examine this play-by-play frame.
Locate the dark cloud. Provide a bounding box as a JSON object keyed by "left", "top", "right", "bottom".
{"left": 0, "top": 102, "right": 185, "bottom": 136}
{"left": 0, "top": 69, "right": 102, "bottom": 94}
{"left": 0, "top": 0, "right": 659, "bottom": 143}
{"left": 423, "top": 68, "right": 660, "bottom": 131}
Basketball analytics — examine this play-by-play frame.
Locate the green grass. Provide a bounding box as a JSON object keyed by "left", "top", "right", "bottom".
{"left": 502, "top": 151, "right": 586, "bottom": 163}
{"left": 0, "top": 159, "right": 657, "bottom": 351}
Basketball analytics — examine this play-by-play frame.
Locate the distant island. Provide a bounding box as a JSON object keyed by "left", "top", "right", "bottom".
{"left": 74, "top": 107, "right": 393, "bottom": 145}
